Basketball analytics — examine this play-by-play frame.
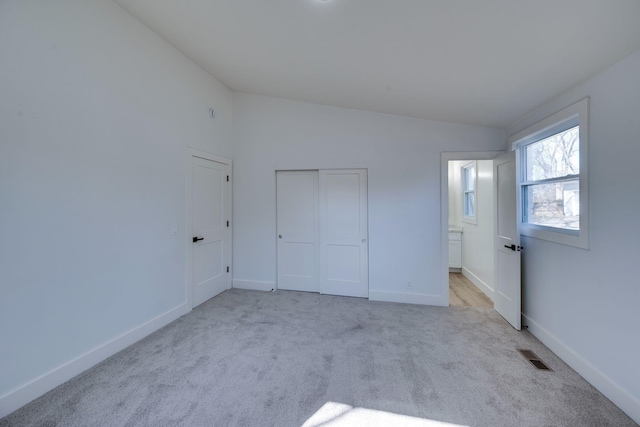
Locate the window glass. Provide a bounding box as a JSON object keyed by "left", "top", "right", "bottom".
{"left": 525, "top": 126, "right": 579, "bottom": 181}
{"left": 462, "top": 162, "right": 476, "bottom": 222}
{"left": 525, "top": 180, "right": 579, "bottom": 230}
{"left": 523, "top": 125, "right": 580, "bottom": 231}
{"left": 464, "top": 165, "right": 475, "bottom": 191}
{"left": 464, "top": 192, "right": 475, "bottom": 217}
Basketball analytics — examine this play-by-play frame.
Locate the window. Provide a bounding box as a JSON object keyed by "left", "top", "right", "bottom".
{"left": 511, "top": 98, "right": 589, "bottom": 249}
{"left": 523, "top": 125, "right": 579, "bottom": 229}
{"left": 461, "top": 161, "right": 477, "bottom": 224}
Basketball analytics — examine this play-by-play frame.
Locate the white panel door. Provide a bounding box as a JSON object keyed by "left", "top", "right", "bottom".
{"left": 319, "top": 169, "right": 368, "bottom": 298}
{"left": 191, "top": 157, "right": 230, "bottom": 307}
{"left": 494, "top": 151, "right": 522, "bottom": 330}
{"left": 277, "top": 171, "right": 319, "bottom": 292}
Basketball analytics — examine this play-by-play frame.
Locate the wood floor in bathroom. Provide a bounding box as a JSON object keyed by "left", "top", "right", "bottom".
{"left": 449, "top": 273, "right": 493, "bottom": 308}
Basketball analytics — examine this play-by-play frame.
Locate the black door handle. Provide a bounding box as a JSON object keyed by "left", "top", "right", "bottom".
{"left": 193, "top": 237, "right": 204, "bottom": 243}
{"left": 504, "top": 244, "right": 516, "bottom": 251}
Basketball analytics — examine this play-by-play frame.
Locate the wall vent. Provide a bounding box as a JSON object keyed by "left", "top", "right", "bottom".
{"left": 517, "top": 348, "right": 553, "bottom": 371}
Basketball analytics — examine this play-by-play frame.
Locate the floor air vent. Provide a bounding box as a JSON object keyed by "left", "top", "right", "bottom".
{"left": 517, "top": 349, "right": 553, "bottom": 371}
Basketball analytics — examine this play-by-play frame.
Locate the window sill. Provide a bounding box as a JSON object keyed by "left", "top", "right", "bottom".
{"left": 461, "top": 216, "right": 477, "bottom": 225}
{"left": 520, "top": 223, "right": 589, "bottom": 249}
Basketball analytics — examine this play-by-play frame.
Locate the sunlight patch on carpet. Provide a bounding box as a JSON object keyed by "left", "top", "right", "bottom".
{"left": 302, "top": 402, "right": 469, "bottom": 427}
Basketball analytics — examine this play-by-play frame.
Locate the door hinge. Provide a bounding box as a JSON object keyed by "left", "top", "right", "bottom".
{"left": 226, "top": 220, "right": 229, "bottom": 227}
{"left": 227, "top": 175, "right": 229, "bottom": 182}
{"left": 227, "top": 266, "right": 230, "bottom": 273}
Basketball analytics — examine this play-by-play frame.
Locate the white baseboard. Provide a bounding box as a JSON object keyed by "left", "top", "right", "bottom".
{"left": 0, "top": 302, "right": 190, "bottom": 419}
{"left": 232, "top": 279, "right": 275, "bottom": 292}
{"left": 523, "top": 314, "right": 640, "bottom": 424}
{"left": 368, "top": 290, "right": 446, "bottom": 306}
{"left": 461, "top": 267, "right": 494, "bottom": 301}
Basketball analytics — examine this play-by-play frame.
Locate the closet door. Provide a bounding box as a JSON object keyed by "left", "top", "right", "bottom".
{"left": 276, "top": 171, "right": 320, "bottom": 292}
{"left": 319, "top": 169, "right": 368, "bottom": 298}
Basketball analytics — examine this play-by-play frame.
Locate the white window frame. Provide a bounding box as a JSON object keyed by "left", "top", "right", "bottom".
{"left": 510, "top": 97, "right": 589, "bottom": 249}
{"left": 461, "top": 161, "right": 477, "bottom": 225}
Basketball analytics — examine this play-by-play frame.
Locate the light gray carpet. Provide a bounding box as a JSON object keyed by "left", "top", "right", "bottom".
{"left": 1, "top": 289, "right": 636, "bottom": 427}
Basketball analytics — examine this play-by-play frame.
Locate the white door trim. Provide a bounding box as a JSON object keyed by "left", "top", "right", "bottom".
{"left": 440, "top": 151, "right": 504, "bottom": 306}
{"left": 186, "top": 147, "right": 232, "bottom": 309}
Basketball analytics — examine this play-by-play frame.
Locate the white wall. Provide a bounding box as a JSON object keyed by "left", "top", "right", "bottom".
{"left": 232, "top": 93, "right": 505, "bottom": 303}
{"left": 449, "top": 160, "right": 495, "bottom": 297}
{"left": 507, "top": 49, "right": 640, "bottom": 423}
{"left": 0, "top": 0, "right": 232, "bottom": 416}
{"left": 448, "top": 161, "right": 462, "bottom": 226}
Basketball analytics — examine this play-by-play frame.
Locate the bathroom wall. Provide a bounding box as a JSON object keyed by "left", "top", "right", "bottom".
{"left": 448, "top": 160, "right": 495, "bottom": 298}
{"left": 448, "top": 161, "right": 462, "bottom": 227}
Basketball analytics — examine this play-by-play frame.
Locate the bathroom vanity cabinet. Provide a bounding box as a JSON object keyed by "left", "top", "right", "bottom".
{"left": 448, "top": 228, "right": 462, "bottom": 271}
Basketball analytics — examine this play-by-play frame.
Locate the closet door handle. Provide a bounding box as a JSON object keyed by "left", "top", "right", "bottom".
{"left": 504, "top": 244, "right": 516, "bottom": 251}
{"left": 193, "top": 237, "right": 204, "bottom": 243}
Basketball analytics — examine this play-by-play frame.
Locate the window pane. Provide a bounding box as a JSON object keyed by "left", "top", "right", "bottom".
{"left": 526, "top": 126, "right": 579, "bottom": 181}
{"left": 464, "top": 192, "right": 475, "bottom": 217}
{"left": 464, "top": 166, "right": 475, "bottom": 191}
{"left": 525, "top": 180, "right": 579, "bottom": 230}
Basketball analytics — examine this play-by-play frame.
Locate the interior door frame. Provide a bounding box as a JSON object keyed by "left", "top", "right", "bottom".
{"left": 186, "top": 147, "right": 233, "bottom": 309}
{"left": 440, "top": 151, "right": 504, "bottom": 306}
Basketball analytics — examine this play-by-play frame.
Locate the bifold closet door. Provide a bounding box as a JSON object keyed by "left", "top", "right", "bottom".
{"left": 276, "top": 171, "right": 320, "bottom": 292}
{"left": 319, "top": 169, "right": 369, "bottom": 298}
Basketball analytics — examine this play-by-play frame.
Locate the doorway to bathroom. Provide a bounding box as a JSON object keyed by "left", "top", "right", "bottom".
{"left": 447, "top": 159, "right": 494, "bottom": 308}
{"left": 441, "top": 151, "right": 504, "bottom": 308}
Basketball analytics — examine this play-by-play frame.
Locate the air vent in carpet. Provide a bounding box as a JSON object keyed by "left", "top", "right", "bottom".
{"left": 517, "top": 348, "right": 553, "bottom": 371}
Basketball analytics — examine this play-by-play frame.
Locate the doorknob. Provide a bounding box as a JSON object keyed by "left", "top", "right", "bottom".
{"left": 361, "top": 238, "right": 367, "bottom": 243}
{"left": 193, "top": 237, "right": 204, "bottom": 243}
{"left": 278, "top": 235, "right": 283, "bottom": 239}
{"left": 504, "top": 244, "right": 516, "bottom": 251}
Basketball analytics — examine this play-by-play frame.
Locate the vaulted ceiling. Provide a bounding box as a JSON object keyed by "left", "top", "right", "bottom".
{"left": 114, "top": 0, "right": 640, "bottom": 128}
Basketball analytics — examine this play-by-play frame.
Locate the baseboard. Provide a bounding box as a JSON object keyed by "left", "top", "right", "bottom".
{"left": 368, "top": 290, "right": 446, "bottom": 306}
{"left": 461, "top": 267, "right": 494, "bottom": 301}
{"left": 523, "top": 314, "right": 640, "bottom": 424}
{"left": 232, "top": 279, "right": 275, "bottom": 292}
{"left": 0, "top": 302, "right": 190, "bottom": 419}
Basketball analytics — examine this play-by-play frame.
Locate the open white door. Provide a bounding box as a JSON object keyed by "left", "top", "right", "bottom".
{"left": 319, "top": 169, "right": 368, "bottom": 298}
{"left": 276, "top": 171, "right": 320, "bottom": 292}
{"left": 189, "top": 154, "right": 231, "bottom": 308}
{"left": 494, "top": 151, "right": 522, "bottom": 330}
